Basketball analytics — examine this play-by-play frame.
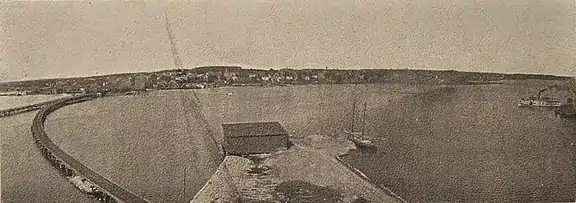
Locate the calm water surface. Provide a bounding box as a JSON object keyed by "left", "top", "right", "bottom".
{"left": 343, "top": 83, "right": 576, "bottom": 202}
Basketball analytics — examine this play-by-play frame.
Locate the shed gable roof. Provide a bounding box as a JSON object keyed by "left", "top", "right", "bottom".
{"left": 223, "top": 122, "right": 288, "bottom": 138}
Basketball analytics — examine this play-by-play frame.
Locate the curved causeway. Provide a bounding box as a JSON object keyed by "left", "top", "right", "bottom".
{"left": 31, "top": 94, "right": 150, "bottom": 203}
{"left": 0, "top": 96, "right": 71, "bottom": 117}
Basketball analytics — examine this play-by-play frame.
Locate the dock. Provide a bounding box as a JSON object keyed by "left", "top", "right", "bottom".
{"left": 192, "top": 134, "right": 404, "bottom": 203}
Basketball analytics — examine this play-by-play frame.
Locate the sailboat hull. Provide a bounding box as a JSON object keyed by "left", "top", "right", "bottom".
{"left": 344, "top": 130, "right": 376, "bottom": 148}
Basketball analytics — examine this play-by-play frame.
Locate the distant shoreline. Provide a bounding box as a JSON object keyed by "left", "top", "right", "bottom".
{"left": 1, "top": 66, "right": 573, "bottom": 103}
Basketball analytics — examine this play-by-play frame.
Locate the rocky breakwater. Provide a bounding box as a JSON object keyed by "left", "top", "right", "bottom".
{"left": 192, "top": 133, "right": 402, "bottom": 203}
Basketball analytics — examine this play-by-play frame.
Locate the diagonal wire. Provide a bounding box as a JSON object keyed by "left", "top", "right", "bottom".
{"left": 164, "top": 10, "right": 183, "bottom": 70}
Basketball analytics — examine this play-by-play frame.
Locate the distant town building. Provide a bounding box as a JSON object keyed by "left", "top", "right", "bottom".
{"left": 50, "top": 88, "right": 62, "bottom": 94}
{"left": 117, "top": 78, "right": 132, "bottom": 91}
{"left": 222, "top": 122, "right": 290, "bottom": 155}
{"left": 317, "top": 72, "right": 325, "bottom": 80}
{"left": 134, "top": 75, "right": 147, "bottom": 91}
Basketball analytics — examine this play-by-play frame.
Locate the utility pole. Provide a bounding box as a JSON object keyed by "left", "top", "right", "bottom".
{"left": 362, "top": 102, "right": 367, "bottom": 136}
{"left": 183, "top": 166, "right": 187, "bottom": 203}
{"left": 351, "top": 100, "right": 356, "bottom": 132}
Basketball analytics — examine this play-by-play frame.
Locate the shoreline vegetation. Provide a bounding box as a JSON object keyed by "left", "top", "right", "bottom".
{"left": 0, "top": 66, "right": 572, "bottom": 96}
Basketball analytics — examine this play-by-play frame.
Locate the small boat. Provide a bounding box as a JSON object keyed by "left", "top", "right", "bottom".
{"left": 68, "top": 176, "right": 98, "bottom": 195}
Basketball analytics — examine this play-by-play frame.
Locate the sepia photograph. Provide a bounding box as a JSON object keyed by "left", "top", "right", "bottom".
{"left": 1, "top": 1, "right": 575, "bottom": 202}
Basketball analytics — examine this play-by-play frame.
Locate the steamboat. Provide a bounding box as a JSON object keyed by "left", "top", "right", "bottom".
{"left": 518, "top": 87, "right": 562, "bottom": 107}
{"left": 518, "top": 96, "right": 562, "bottom": 107}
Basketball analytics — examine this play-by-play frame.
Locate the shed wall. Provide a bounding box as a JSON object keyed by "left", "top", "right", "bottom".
{"left": 224, "top": 135, "right": 289, "bottom": 155}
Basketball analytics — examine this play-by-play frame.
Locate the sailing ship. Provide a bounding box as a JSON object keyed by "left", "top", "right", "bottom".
{"left": 346, "top": 101, "right": 375, "bottom": 148}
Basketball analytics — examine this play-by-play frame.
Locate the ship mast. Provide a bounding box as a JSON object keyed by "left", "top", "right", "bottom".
{"left": 164, "top": 11, "right": 183, "bottom": 70}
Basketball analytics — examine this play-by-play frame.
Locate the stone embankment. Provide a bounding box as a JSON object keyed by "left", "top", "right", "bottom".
{"left": 31, "top": 94, "right": 149, "bottom": 203}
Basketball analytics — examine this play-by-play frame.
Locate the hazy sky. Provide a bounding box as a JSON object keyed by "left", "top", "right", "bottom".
{"left": 1, "top": 1, "right": 575, "bottom": 82}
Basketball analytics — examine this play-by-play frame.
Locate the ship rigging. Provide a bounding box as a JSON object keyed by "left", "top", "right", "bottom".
{"left": 346, "top": 99, "right": 375, "bottom": 148}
